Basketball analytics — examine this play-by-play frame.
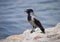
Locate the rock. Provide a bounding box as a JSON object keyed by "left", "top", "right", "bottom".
{"left": 0, "top": 23, "right": 60, "bottom": 42}
{"left": 34, "top": 35, "right": 42, "bottom": 40}
{"left": 55, "top": 23, "right": 60, "bottom": 31}
{"left": 6, "top": 34, "right": 24, "bottom": 42}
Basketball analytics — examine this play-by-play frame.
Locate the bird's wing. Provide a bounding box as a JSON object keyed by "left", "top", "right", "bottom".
{"left": 34, "top": 18, "right": 43, "bottom": 27}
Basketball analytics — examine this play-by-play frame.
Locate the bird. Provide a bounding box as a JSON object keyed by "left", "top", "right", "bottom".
{"left": 25, "top": 9, "right": 45, "bottom": 33}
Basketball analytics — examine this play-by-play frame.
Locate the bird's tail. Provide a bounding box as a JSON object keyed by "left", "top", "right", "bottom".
{"left": 39, "top": 27, "right": 45, "bottom": 34}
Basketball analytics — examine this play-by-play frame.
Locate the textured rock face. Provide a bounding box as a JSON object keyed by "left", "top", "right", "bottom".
{"left": 6, "top": 35, "right": 24, "bottom": 42}
{"left": 0, "top": 23, "right": 60, "bottom": 42}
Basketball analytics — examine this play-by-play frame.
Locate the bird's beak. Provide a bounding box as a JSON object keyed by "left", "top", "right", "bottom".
{"left": 24, "top": 10, "right": 27, "bottom": 12}
{"left": 24, "top": 10, "right": 27, "bottom": 14}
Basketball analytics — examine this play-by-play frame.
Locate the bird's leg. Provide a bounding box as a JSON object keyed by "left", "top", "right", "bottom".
{"left": 33, "top": 26, "right": 34, "bottom": 28}
{"left": 30, "top": 26, "right": 35, "bottom": 33}
{"left": 30, "top": 29, "right": 35, "bottom": 33}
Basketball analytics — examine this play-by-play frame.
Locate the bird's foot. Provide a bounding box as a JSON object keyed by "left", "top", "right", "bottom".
{"left": 30, "top": 30, "right": 35, "bottom": 33}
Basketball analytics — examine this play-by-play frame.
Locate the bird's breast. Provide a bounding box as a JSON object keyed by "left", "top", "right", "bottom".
{"left": 28, "top": 15, "right": 38, "bottom": 27}
{"left": 29, "top": 20, "right": 38, "bottom": 27}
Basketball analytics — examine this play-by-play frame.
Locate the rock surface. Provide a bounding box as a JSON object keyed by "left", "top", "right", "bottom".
{"left": 0, "top": 23, "right": 60, "bottom": 42}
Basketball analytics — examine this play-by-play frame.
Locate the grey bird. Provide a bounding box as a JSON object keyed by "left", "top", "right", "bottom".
{"left": 25, "top": 9, "right": 45, "bottom": 33}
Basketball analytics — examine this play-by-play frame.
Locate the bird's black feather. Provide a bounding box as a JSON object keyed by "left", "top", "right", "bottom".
{"left": 25, "top": 9, "right": 45, "bottom": 33}
{"left": 34, "top": 18, "right": 45, "bottom": 33}
{"left": 34, "top": 18, "right": 42, "bottom": 27}
{"left": 28, "top": 15, "right": 31, "bottom": 21}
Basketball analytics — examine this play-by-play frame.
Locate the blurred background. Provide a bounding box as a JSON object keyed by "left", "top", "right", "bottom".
{"left": 0, "top": 0, "right": 60, "bottom": 39}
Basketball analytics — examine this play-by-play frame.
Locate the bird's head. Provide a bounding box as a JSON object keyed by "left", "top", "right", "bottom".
{"left": 25, "top": 9, "right": 34, "bottom": 14}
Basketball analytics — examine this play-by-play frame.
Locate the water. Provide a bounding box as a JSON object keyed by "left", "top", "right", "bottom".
{"left": 0, "top": 0, "right": 60, "bottom": 39}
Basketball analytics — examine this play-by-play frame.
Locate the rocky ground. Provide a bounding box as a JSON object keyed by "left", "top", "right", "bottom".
{"left": 0, "top": 23, "right": 60, "bottom": 42}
